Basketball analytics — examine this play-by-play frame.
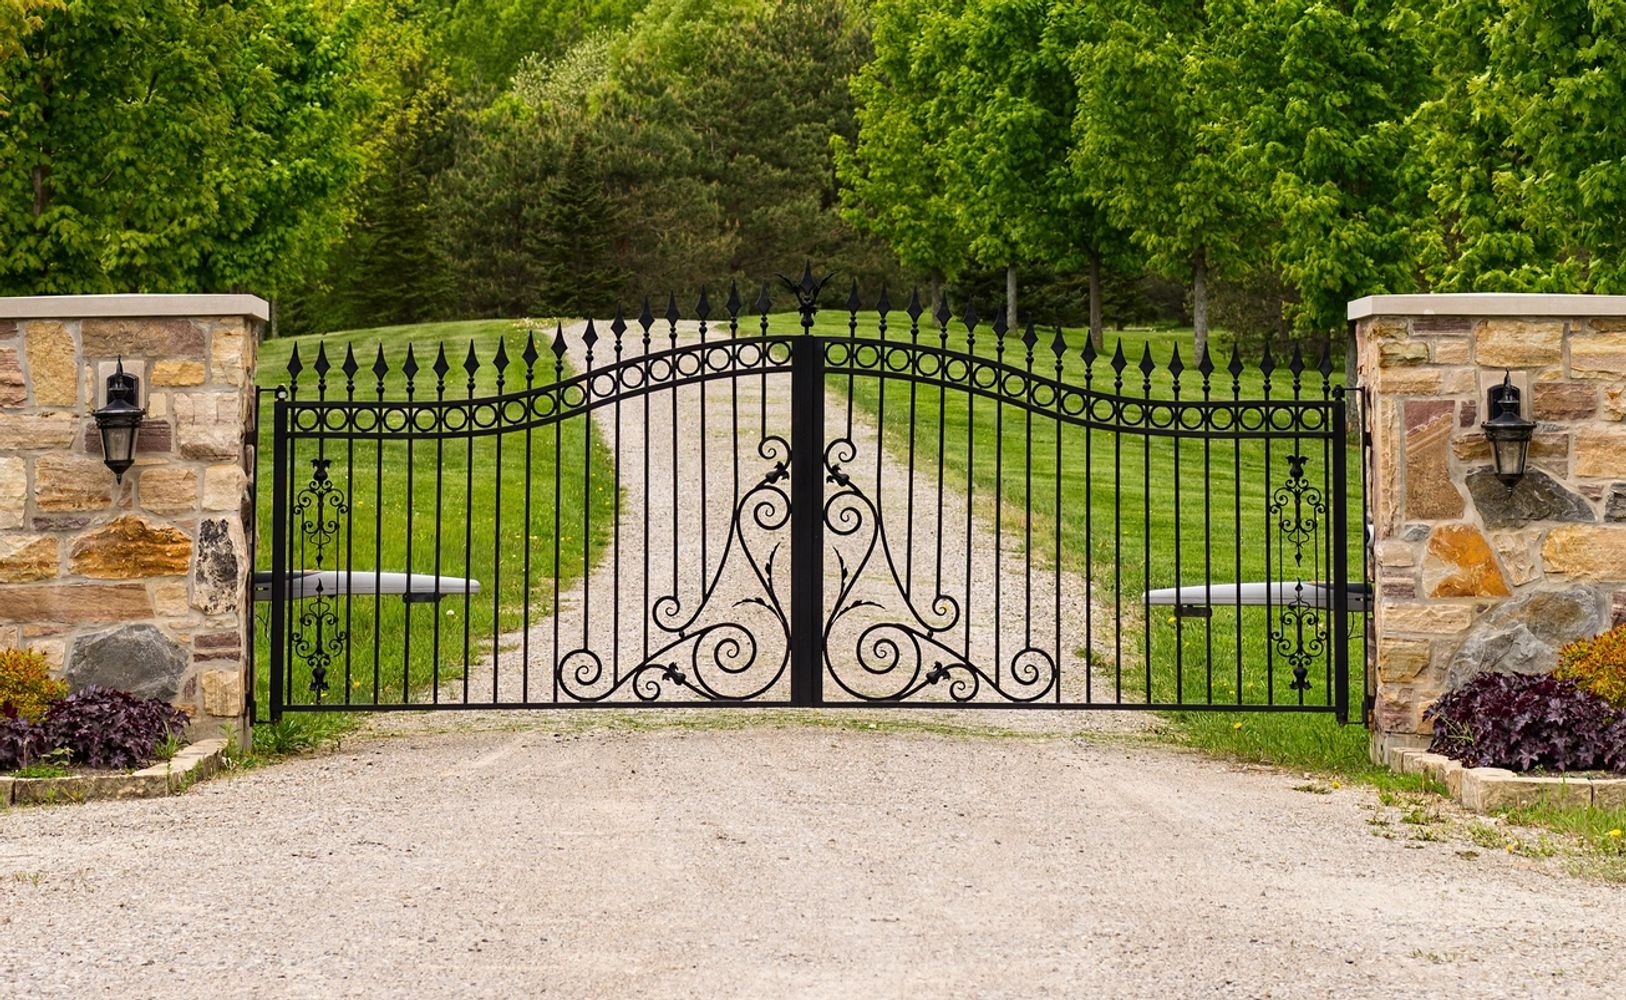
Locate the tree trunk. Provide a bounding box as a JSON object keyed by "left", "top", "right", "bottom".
{"left": 1192, "top": 251, "right": 1209, "bottom": 360}
{"left": 1005, "top": 263, "right": 1018, "bottom": 333}
{"left": 928, "top": 267, "right": 943, "bottom": 318}
{"left": 1087, "top": 248, "right": 1103, "bottom": 350}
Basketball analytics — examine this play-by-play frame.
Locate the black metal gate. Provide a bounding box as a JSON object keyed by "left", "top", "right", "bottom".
{"left": 265, "top": 268, "right": 1357, "bottom": 721}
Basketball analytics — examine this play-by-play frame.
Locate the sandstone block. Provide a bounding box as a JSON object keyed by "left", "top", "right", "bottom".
{"left": 67, "top": 623, "right": 188, "bottom": 701}
{"left": 1412, "top": 317, "right": 1473, "bottom": 334}
{"left": 1431, "top": 338, "right": 1470, "bottom": 364}
{"left": 0, "top": 412, "right": 77, "bottom": 450}
{"left": 0, "top": 583, "right": 152, "bottom": 623}
{"left": 1575, "top": 427, "right": 1626, "bottom": 479}
{"left": 1421, "top": 525, "right": 1509, "bottom": 598}
{"left": 1440, "top": 367, "right": 1479, "bottom": 394}
{"left": 1362, "top": 317, "right": 1411, "bottom": 342}
{"left": 1461, "top": 771, "right": 1592, "bottom": 812}
{"left": 1378, "top": 367, "right": 1442, "bottom": 395}
{"left": 1380, "top": 339, "right": 1429, "bottom": 365}
{"left": 1374, "top": 539, "right": 1417, "bottom": 568}
{"left": 1490, "top": 528, "right": 1543, "bottom": 586}
{"left": 1532, "top": 382, "right": 1597, "bottom": 421}
{"left": 1374, "top": 689, "right": 1427, "bottom": 735}
{"left": 152, "top": 580, "right": 190, "bottom": 617}
{"left": 0, "top": 346, "right": 26, "bottom": 407}
{"left": 1592, "top": 779, "right": 1626, "bottom": 809}
{"left": 1381, "top": 602, "right": 1474, "bottom": 634}
{"left": 201, "top": 464, "right": 245, "bottom": 512}
{"left": 1569, "top": 331, "right": 1626, "bottom": 380}
{"left": 1376, "top": 638, "right": 1432, "bottom": 683}
{"left": 172, "top": 393, "right": 242, "bottom": 461}
{"left": 1542, "top": 525, "right": 1626, "bottom": 579}
{"left": 1605, "top": 383, "right": 1626, "bottom": 421}
{"left": 137, "top": 467, "right": 198, "bottom": 514}
{"left": 80, "top": 318, "right": 204, "bottom": 358}
{"left": 210, "top": 328, "right": 246, "bottom": 385}
{"left": 150, "top": 360, "right": 206, "bottom": 386}
{"left": 0, "top": 455, "right": 24, "bottom": 529}
{"left": 23, "top": 321, "right": 77, "bottom": 406}
{"left": 0, "top": 534, "right": 57, "bottom": 582}
{"left": 201, "top": 668, "right": 244, "bottom": 717}
{"left": 35, "top": 453, "right": 112, "bottom": 512}
{"left": 68, "top": 516, "right": 193, "bottom": 578}
{"left": 1404, "top": 400, "right": 1462, "bottom": 520}
{"left": 1475, "top": 319, "right": 1564, "bottom": 367}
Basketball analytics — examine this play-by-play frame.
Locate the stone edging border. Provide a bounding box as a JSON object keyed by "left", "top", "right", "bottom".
{"left": 1384, "top": 745, "right": 1626, "bottom": 812}
{"left": 0, "top": 739, "right": 227, "bottom": 807}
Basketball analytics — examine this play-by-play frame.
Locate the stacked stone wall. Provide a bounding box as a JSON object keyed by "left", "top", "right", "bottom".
{"left": 1356, "top": 299, "right": 1626, "bottom": 752}
{"left": 0, "top": 298, "right": 264, "bottom": 741}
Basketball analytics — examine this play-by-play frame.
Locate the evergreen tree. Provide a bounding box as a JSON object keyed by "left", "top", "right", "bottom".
{"left": 532, "top": 140, "right": 626, "bottom": 318}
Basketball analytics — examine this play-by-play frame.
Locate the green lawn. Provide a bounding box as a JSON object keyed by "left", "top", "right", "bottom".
{"left": 811, "top": 312, "right": 1375, "bottom": 775}
{"left": 252, "top": 318, "right": 614, "bottom": 751}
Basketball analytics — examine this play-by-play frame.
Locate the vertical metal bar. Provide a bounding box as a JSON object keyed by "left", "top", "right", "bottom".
{"left": 790, "top": 336, "right": 825, "bottom": 706}
{"left": 432, "top": 355, "right": 446, "bottom": 704}
{"left": 1332, "top": 392, "right": 1351, "bottom": 724}
{"left": 523, "top": 336, "right": 537, "bottom": 703}
{"left": 343, "top": 365, "right": 356, "bottom": 706}
{"left": 269, "top": 395, "right": 288, "bottom": 723}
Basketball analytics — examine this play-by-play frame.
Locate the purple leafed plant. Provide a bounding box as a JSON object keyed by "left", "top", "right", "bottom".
{"left": 42, "top": 686, "right": 190, "bottom": 770}
{"left": 1426, "top": 672, "right": 1626, "bottom": 773}
{"left": 0, "top": 708, "right": 51, "bottom": 771}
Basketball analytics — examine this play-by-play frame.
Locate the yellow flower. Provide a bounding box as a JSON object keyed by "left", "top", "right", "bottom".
{"left": 1330, "top": 780, "right": 1342, "bottom": 789}
{"left": 1166, "top": 615, "right": 1177, "bottom": 624}
{"left": 1231, "top": 721, "right": 1243, "bottom": 731}
{"left": 1609, "top": 829, "right": 1623, "bottom": 839}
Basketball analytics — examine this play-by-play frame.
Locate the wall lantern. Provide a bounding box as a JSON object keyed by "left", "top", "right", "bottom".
{"left": 92, "top": 358, "right": 145, "bottom": 482}
{"left": 1480, "top": 370, "right": 1536, "bottom": 489}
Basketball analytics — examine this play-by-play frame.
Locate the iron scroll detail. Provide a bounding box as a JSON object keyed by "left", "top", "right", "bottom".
{"left": 1269, "top": 453, "right": 1327, "bottom": 693}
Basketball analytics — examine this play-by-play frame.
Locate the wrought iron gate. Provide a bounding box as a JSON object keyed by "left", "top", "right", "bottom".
{"left": 265, "top": 268, "right": 1357, "bottom": 721}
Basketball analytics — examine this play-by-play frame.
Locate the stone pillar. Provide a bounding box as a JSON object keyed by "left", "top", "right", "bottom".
{"left": 0, "top": 295, "right": 266, "bottom": 745}
{"left": 1352, "top": 294, "right": 1626, "bottom": 762}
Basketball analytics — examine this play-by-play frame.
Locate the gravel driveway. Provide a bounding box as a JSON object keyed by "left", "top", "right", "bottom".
{"left": 2, "top": 712, "right": 1620, "bottom": 999}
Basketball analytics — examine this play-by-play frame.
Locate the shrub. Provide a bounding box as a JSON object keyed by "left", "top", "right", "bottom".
{"left": 0, "top": 648, "right": 67, "bottom": 722}
{"left": 1426, "top": 672, "right": 1626, "bottom": 773}
{"left": 0, "top": 712, "right": 51, "bottom": 772}
{"left": 1556, "top": 622, "right": 1626, "bottom": 708}
{"left": 43, "top": 686, "right": 190, "bottom": 770}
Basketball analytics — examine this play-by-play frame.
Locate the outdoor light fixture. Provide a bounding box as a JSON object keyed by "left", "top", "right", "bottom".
{"left": 92, "top": 358, "right": 145, "bottom": 482}
{"left": 1481, "top": 370, "right": 1536, "bottom": 489}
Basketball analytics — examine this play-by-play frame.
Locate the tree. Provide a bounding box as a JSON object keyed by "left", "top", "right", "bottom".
{"left": 1065, "top": 0, "right": 1267, "bottom": 358}
{"left": 1410, "top": 0, "right": 1626, "bottom": 293}
{"left": 0, "top": 0, "right": 364, "bottom": 297}
{"left": 424, "top": 0, "right": 647, "bottom": 93}
{"left": 282, "top": 1, "right": 455, "bottom": 333}
{"left": 835, "top": 0, "right": 974, "bottom": 307}
{"left": 532, "top": 137, "right": 626, "bottom": 317}
{"left": 1225, "top": 0, "right": 1431, "bottom": 337}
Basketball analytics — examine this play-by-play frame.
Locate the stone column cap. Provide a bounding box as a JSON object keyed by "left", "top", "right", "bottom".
{"left": 1349, "top": 293, "right": 1626, "bottom": 320}
{"left": 0, "top": 294, "right": 269, "bottom": 323}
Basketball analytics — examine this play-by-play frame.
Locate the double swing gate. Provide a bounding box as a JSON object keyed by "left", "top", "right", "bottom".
{"left": 266, "top": 268, "right": 1358, "bottom": 722}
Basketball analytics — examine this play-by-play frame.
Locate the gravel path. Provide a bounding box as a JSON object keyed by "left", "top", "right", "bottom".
{"left": 1, "top": 715, "right": 1620, "bottom": 998}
